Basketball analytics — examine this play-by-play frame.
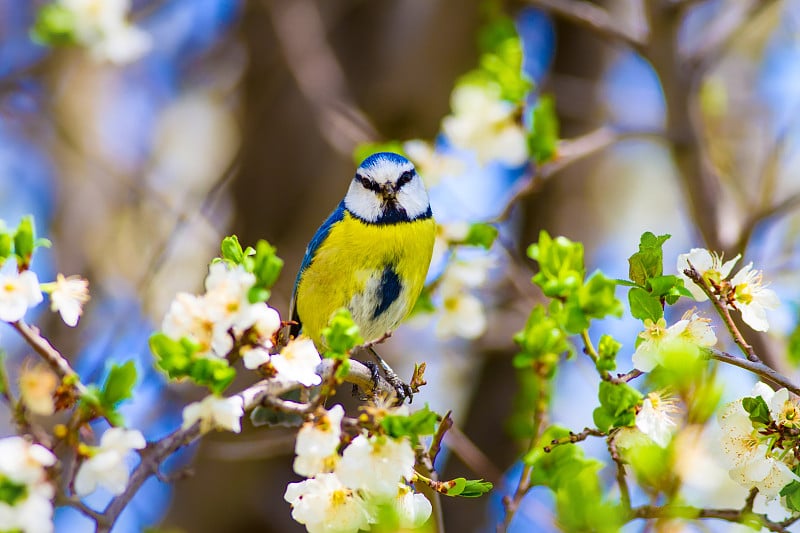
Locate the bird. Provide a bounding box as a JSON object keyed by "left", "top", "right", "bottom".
{"left": 290, "top": 152, "right": 435, "bottom": 400}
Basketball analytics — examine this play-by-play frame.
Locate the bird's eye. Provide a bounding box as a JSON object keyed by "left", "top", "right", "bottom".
{"left": 396, "top": 170, "right": 414, "bottom": 188}
{"left": 355, "top": 174, "right": 380, "bottom": 192}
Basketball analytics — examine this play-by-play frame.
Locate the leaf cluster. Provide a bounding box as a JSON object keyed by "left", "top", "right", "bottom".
{"left": 149, "top": 334, "right": 235, "bottom": 394}
{"left": 80, "top": 361, "right": 138, "bottom": 426}
{"left": 0, "top": 215, "right": 51, "bottom": 270}
{"left": 219, "top": 236, "right": 283, "bottom": 303}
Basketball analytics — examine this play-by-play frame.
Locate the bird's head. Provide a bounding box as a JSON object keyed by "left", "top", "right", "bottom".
{"left": 344, "top": 152, "right": 431, "bottom": 224}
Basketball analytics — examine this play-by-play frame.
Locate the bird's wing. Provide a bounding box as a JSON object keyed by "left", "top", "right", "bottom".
{"left": 289, "top": 202, "right": 347, "bottom": 338}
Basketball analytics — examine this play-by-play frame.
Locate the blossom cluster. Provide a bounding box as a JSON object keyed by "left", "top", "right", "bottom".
{"left": 0, "top": 437, "right": 57, "bottom": 533}
{"left": 0, "top": 257, "right": 90, "bottom": 328}
{"left": 284, "top": 404, "right": 432, "bottom": 533}
{"left": 158, "top": 259, "right": 323, "bottom": 433}
{"left": 678, "top": 248, "right": 779, "bottom": 332}
{"left": 720, "top": 383, "right": 800, "bottom": 503}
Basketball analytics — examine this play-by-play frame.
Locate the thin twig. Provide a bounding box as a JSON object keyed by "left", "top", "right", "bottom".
{"left": 683, "top": 265, "right": 759, "bottom": 362}
{"left": 706, "top": 348, "right": 800, "bottom": 397}
{"left": 633, "top": 504, "right": 789, "bottom": 532}
{"left": 542, "top": 427, "right": 604, "bottom": 452}
{"left": 11, "top": 321, "right": 87, "bottom": 396}
{"left": 428, "top": 410, "right": 453, "bottom": 467}
{"left": 524, "top": 0, "right": 647, "bottom": 52}
{"left": 607, "top": 433, "right": 630, "bottom": 511}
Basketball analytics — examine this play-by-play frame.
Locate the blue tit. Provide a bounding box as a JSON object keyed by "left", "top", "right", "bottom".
{"left": 290, "top": 152, "right": 435, "bottom": 356}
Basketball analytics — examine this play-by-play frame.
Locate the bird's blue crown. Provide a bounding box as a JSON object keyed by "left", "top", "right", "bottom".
{"left": 357, "top": 152, "right": 412, "bottom": 172}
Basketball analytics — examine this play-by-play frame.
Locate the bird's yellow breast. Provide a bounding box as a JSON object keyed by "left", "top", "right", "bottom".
{"left": 294, "top": 211, "right": 435, "bottom": 347}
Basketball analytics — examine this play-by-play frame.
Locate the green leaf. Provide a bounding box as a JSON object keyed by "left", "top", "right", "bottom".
{"left": 0, "top": 231, "right": 11, "bottom": 264}
{"left": 0, "top": 476, "right": 28, "bottom": 506}
{"left": 525, "top": 426, "right": 603, "bottom": 491}
{"left": 628, "top": 287, "right": 663, "bottom": 321}
{"left": 442, "top": 477, "right": 467, "bottom": 496}
{"left": 13, "top": 216, "right": 36, "bottom": 267}
{"left": 321, "top": 308, "right": 363, "bottom": 356}
{"left": 742, "top": 396, "right": 771, "bottom": 426}
{"left": 781, "top": 465, "right": 800, "bottom": 511}
{"left": 150, "top": 333, "right": 195, "bottom": 377}
{"left": 628, "top": 232, "right": 670, "bottom": 285}
{"left": 528, "top": 95, "right": 559, "bottom": 164}
{"left": 592, "top": 381, "right": 642, "bottom": 432}
{"left": 101, "top": 360, "right": 137, "bottom": 408}
{"left": 353, "top": 142, "right": 407, "bottom": 166}
{"left": 220, "top": 235, "right": 245, "bottom": 264}
{"left": 253, "top": 239, "right": 283, "bottom": 303}
{"left": 456, "top": 479, "right": 493, "bottom": 498}
{"left": 463, "top": 223, "right": 498, "bottom": 249}
{"left": 512, "top": 305, "right": 572, "bottom": 370}
{"left": 190, "top": 358, "right": 237, "bottom": 395}
{"left": 381, "top": 405, "right": 438, "bottom": 443}
{"left": 578, "top": 270, "right": 623, "bottom": 320}
{"left": 30, "top": 3, "right": 77, "bottom": 46}
{"left": 527, "top": 231, "right": 585, "bottom": 299}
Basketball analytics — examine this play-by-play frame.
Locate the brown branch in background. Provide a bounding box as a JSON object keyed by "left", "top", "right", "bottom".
{"left": 736, "top": 191, "right": 800, "bottom": 257}
{"left": 264, "top": 0, "right": 379, "bottom": 155}
{"left": 524, "top": 0, "right": 647, "bottom": 52}
{"left": 444, "top": 425, "right": 503, "bottom": 485}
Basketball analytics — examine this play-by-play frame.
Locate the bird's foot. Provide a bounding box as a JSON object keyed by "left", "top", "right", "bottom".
{"left": 366, "top": 347, "right": 413, "bottom": 405}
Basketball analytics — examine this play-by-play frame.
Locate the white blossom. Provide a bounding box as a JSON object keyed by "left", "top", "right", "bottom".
{"left": 18, "top": 365, "right": 58, "bottom": 416}
{"left": 203, "top": 263, "right": 260, "bottom": 333}
{"left": 392, "top": 486, "right": 432, "bottom": 529}
{"left": 181, "top": 394, "right": 244, "bottom": 434}
{"left": 271, "top": 337, "right": 322, "bottom": 386}
{"left": 434, "top": 257, "right": 492, "bottom": 340}
{"left": 284, "top": 473, "right": 373, "bottom": 533}
{"left": 60, "top": 0, "right": 151, "bottom": 64}
{"left": 718, "top": 394, "right": 799, "bottom": 499}
{"left": 636, "top": 392, "right": 679, "bottom": 448}
{"left": 74, "top": 428, "right": 145, "bottom": 497}
{"left": 632, "top": 312, "right": 716, "bottom": 372}
{"left": 293, "top": 405, "right": 345, "bottom": 477}
{"left": 0, "top": 260, "right": 43, "bottom": 323}
{"left": 729, "top": 263, "right": 780, "bottom": 332}
{"left": 442, "top": 84, "right": 528, "bottom": 166}
{"left": 677, "top": 248, "right": 740, "bottom": 301}
{"left": 162, "top": 292, "right": 221, "bottom": 357}
{"left": 241, "top": 345, "right": 271, "bottom": 370}
{"left": 250, "top": 304, "right": 282, "bottom": 347}
{"left": 336, "top": 434, "right": 415, "bottom": 500}
{"left": 403, "top": 140, "right": 465, "bottom": 186}
{"left": 48, "top": 274, "right": 89, "bottom": 327}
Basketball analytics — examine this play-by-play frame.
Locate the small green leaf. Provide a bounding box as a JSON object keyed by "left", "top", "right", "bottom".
{"left": 578, "top": 270, "right": 623, "bottom": 320}
{"left": 101, "top": 360, "right": 137, "bottom": 408}
{"left": 0, "top": 476, "right": 28, "bottom": 506}
{"left": 628, "top": 287, "right": 663, "bottom": 321}
{"left": 527, "top": 231, "right": 585, "bottom": 299}
{"left": 443, "top": 477, "right": 467, "bottom": 496}
{"left": 512, "top": 305, "right": 573, "bottom": 370}
{"left": 628, "top": 232, "right": 670, "bottom": 286}
{"left": 321, "top": 309, "right": 363, "bottom": 356}
{"left": 30, "top": 3, "right": 77, "bottom": 46}
{"left": 456, "top": 479, "right": 493, "bottom": 498}
{"left": 781, "top": 465, "right": 800, "bottom": 511}
{"left": 13, "top": 216, "right": 36, "bottom": 267}
{"left": 0, "top": 231, "right": 11, "bottom": 264}
{"left": 593, "top": 381, "right": 642, "bottom": 432}
{"left": 220, "top": 235, "right": 245, "bottom": 264}
{"left": 463, "top": 223, "right": 498, "bottom": 249}
{"left": 742, "top": 396, "right": 771, "bottom": 426}
{"left": 528, "top": 95, "right": 559, "bottom": 164}
{"left": 381, "top": 405, "right": 438, "bottom": 443}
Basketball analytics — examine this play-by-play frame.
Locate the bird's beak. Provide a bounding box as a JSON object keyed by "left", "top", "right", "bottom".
{"left": 381, "top": 184, "right": 397, "bottom": 203}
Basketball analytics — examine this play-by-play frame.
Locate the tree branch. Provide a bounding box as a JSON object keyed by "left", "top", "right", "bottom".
{"left": 11, "top": 321, "right": 87, "bottom": 396}
{"left": 706, "top": 347, "right": 800, "bottom": 397}
{"left": 524, "top": 0, "right": 647, "bottom": 52}
{"left": 633, "top": 504, "right": 789, "bottom": 532}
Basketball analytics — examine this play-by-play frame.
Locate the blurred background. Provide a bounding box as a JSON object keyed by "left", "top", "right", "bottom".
{"left": 2, "top": 0, "right": 800, "bottom": 531}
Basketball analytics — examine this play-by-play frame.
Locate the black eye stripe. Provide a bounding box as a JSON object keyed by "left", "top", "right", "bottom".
{"left": 396, "top": 170, "right": 414, "bottom": 189}
{"left": 355, "top": 174, "right": 381, "bottom": 192}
